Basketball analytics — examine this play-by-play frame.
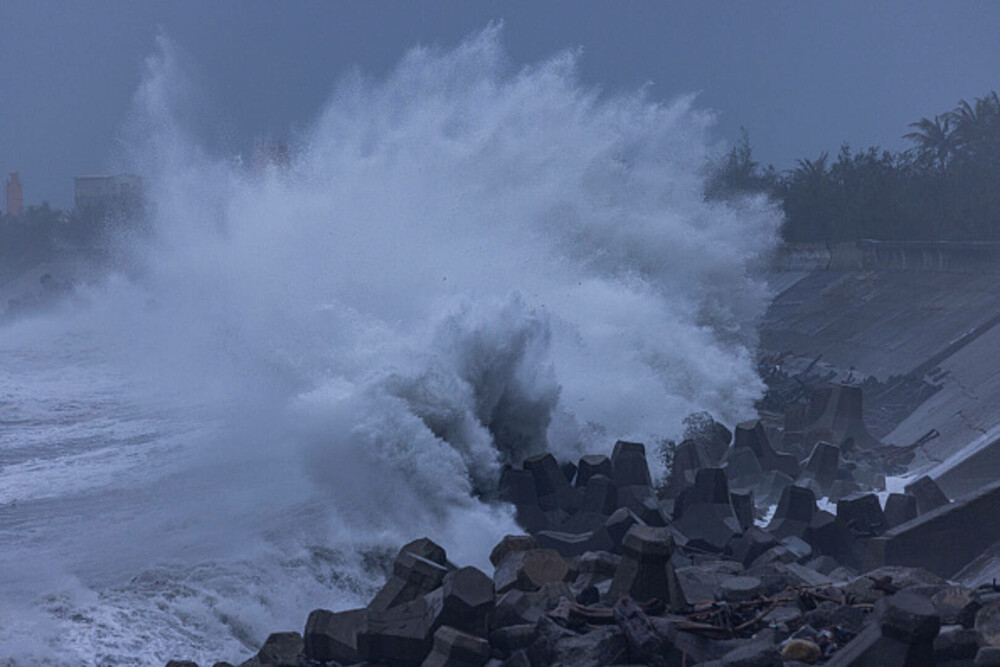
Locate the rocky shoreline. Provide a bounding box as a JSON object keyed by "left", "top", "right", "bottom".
{"left": 167, "top": 385, "right": 1000, "bottom": 666}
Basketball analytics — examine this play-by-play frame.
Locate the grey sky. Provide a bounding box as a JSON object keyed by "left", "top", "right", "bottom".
{"left": 2, "top": 1, "right": 998, "bottom": 209}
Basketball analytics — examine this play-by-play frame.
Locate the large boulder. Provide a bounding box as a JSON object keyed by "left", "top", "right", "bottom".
{"left": 610, "top": 440, "right": 652, "bottom": 486}
{"left": 766, "top": 484, "right": 817, "bottom": 539}
{"left": 734, "top": 420, "right": 801, "bottom": 478}
{"left": 904, "top": 475, "right": 950, "bottom": 516}
{"left": 493, "top": 549, "right": 568, "bottom": 594}
{"left": 673, "top": 468, "right": 743, "bottom": 554}
{"left": 837, "top": 493, "right": 888, "bottom": 537}
{"left": 420, "top": 626, "right": 490, "bottom": 667}
{"left": 800, "top": 440, "right": 840, "bottom": 493}
{"left": 358, "top": 566, "right": 494, "bottom": 665}
{"left": 369, "top": 551, "right": 451, "bottom": 612}
{"left": 883, "top": 493, "right": 918, "bottom": 529}
{"left": 489, "top": 535, "right": 538, "bottom": 568}
{"left": 661, "top": 439, "right": 711, "bottom": 499}
{"left": 803, "top": 384, "right": 880, "bottom": 450}
{"left": 255, "top": 632, "right": 303, "bottom": 667}
{"left": 575, "top": 454, "right": 613, "bottom": 488}
{"left": 304, "top": 608, "right": 367, "bottom": 664}
{"left": 607, "top": 525, "right": 685, "bottom": 609}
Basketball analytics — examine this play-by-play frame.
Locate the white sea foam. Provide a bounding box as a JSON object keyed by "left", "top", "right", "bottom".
{"left": 0, "top": 27, "right": 780, "bottom": 664}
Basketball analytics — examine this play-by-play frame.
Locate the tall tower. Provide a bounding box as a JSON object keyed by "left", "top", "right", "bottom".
{"left": 6, "top": 172, "right": 24, "bottom": 217}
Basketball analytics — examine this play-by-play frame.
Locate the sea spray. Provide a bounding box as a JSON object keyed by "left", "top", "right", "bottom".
{"left": 0, "top": 27, "right": 780, "bottom": 664}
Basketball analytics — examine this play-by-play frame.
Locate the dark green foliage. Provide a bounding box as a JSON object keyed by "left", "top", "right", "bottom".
{"left": 704, "top": 127, "right": 779, "bottom": 201}
{"left": 708, "top": 91, "right": 1000, "bottom": 242}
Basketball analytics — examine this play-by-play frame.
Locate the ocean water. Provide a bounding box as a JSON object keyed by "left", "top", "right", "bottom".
{"left": 0, "top": 28, "right": 780, "bottom": 665}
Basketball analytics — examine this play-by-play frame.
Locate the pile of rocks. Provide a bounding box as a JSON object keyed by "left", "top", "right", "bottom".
{"left": 166, "top": 385, "right": 1000, "bottom": 666}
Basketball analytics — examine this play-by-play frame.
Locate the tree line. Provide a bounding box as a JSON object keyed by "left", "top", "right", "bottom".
{"left": 707, "top": 91, "right": 1000, "bottom": 242}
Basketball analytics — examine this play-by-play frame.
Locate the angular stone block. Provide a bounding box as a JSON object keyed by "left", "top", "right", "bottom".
{"left": 675, "top": 502, "right": 742, "bottom": 554}
{"left": 661, "top": 438, "right": 711, "bottom": 498}
{"left": 933, "top": 625, "right": 981, "bottom": 663}
{"left": 576, "top": 550, "right": 620, "bottom": 577}
{"left": 499, "top": 468, "right": 538, "bottom": 507}
{"left": 604, "top": 507, "right": 644, "bottom": 553}
{"left": 556, "top": 510, "right": 609, "bottom": 535}
{"left": 802, "top": 440, "right": 840, "bottom": 492}
{"left": 732, "top": 527, "right": 779, "bottom": 567}
{"left": 766, "top": 484, "right": 816, "bottom": 539}
{"left": 724, "top": 446, "right": 763, "bottom": 491}
{"left": 977, "top": 598, "right": 1000, "bottom": 647}
{"left": 537, "top": 484, "right": 583, "bottom": 513}
{"left": 488, "top": 624, "right": 536, "bottom": 657}
{"left": 734, "top": 419, "right": 801, "bottom": 478}
{"left": 730, "top": 491, "right": 755, "bottom": 532}
{"left": 878, "top": 590, "right": 941, "bottom": 644}
{"left": 905, "top": 475, "right": 950, "bottom": 516}
{"left": 607, "top": 525, "right": 683, "bottom": 607}
{"left": 522, "top": 453, "right": 569, "bottom": 498}
{"left": 610, "top": 440, "right": 652, "bottom": 486}
{"left": 837, "top": 492, "right": 888, "bottom": 537}
{"left": 580, "top": 474, "right": 617, "bottom": 515}
{"left": 978, "top": 646, "right": 1000, "bottom": 665}
{"left": 931, "top": 586, "right": 982, "bottom": 628}
{"left": 401, "top": 537, "right": 450, "bottom": 567}
{"left": 575, "top": 454, "right": 613, "bottom": 488}
{"left": 804, "top": 384, "right": 880, "bottom": 451}
{"left": 369, "top": 551, "right": 451, "bottom": 612}
{"left": 420, "top": 625, "right": 490, "bottom": 667}
{"left": 804, "top": 510, "right": 853, "bottom": 563}
{"left": 489, "top": 535, "right": 538, "bottom": 568}
{"left": 256, "top": 632, "right": 303, "bottom": 667}
{"left": 440, "top": 567, "right": 494, "bottom": 636}
{"left": 357, "top": 593, "right": 445, "bottom": 664}
{"left": 719, "top": 575, "right": 764, "bottom": 602}
{"left": 493, "top": 549, "right": 568, "bottom": 594}
{"left": 883, "top": 493, "right": 918, "bottom": 529}
{"left": 533, "top": 527, "right": 613, "bottom": 558}
{"left": 550, "top": 625, "right": 628, "bottom": 667}
{"left": 304, "top": 608, "right": 367, "bottom": 664}
{"left": 492, "top": 590, "right": 543, "bottom": 629}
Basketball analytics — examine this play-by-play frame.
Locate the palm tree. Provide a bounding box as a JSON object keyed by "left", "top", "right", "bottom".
{"left": 794, "top": 152, "right": 829, "bottom": 183}
{"left": 903, "top": 115, "right": 956, "bottom": 170}
{"left": 947, "top": 92, "right": 1000, "bottom": 158}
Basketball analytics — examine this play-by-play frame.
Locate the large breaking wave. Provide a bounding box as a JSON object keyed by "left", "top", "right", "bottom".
{"left": 0, "top": 27, "right": 780, "bottom": 664}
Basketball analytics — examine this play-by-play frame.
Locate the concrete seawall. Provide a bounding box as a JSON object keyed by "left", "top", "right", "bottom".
{"left": 772, "top": 240, "right": 1000, "bottom": 273}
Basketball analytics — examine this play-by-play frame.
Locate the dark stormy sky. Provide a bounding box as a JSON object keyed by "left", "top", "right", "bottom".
{"left": 2, "top": 1, "right": 998, "bottom": 209}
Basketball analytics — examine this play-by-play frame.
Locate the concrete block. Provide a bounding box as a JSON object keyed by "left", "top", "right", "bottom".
{"left": 883, "top": 493, "right": 918, "bottom": 529}
{"left": 611, "top": 440, "right": 652, "bottom": 486}
{"left": 489, "top": 535, "right": 538, "bottom": 568}
{"left": 575, "top": 454, "right": 613, "bottom": 488}
{"left": 303, "top": 608, "right": 367, "bottom": 664}
{"left": 493, "top": 549, "right": 568, "bottom": 594}
{"left": 420, "top": 626, "right": 490, "bottom": 667}
{"left": 837, "top": 493, "right": 888, "bottom": 537}
{"left": 868, "top": 481, "right": 1000, "bottom": 578}
{"left": 905, "top": 475, "right": 950, "bottom": 515}
{"left": 255, "top": 632, "right": 302, "bottom": 667}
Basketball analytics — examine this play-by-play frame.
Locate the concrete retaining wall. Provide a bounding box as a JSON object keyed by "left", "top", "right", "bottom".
{"left": 772, "top": 241, "right": 1000, "bottom": 273}
{"left": 866, "top": 480, "right": 1000, "bottom": 577}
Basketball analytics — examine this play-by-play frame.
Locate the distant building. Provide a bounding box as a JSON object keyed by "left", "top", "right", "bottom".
{"left": 6, "top": 172, "right": 24, "bottom": 217}
{"left": 74, "top": 174, "right": 143, "bottom": 214}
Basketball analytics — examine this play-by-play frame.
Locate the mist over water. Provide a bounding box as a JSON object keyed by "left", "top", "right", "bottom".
{"left": 0, "top": 28, "right": 780, "bottom": 664}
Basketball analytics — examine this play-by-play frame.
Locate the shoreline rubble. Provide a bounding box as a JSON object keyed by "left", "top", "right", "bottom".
{"left": 167, "top": 384, "right": 1000, "bottom": 667}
